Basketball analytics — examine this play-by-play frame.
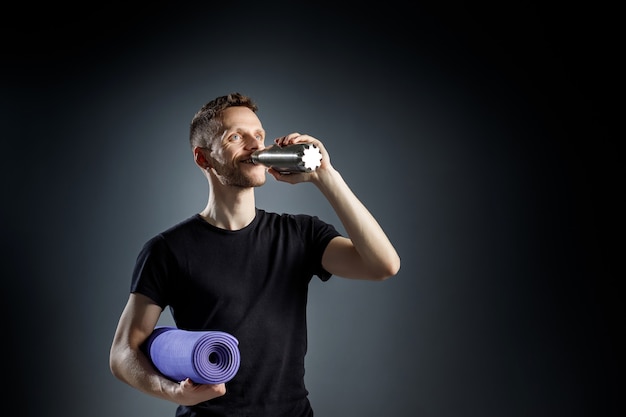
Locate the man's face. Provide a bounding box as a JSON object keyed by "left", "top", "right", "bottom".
{"left": 209, "top": 106, "right": 267, "bottom": 187}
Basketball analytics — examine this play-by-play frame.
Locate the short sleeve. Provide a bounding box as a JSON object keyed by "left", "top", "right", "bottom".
{"left": 130, "top": 234, "right": 178, "bottom": 308}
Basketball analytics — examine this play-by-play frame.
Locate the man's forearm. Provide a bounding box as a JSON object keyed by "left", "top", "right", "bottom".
{"left": 314, "top": 167, "right": 401, "bottom": 278}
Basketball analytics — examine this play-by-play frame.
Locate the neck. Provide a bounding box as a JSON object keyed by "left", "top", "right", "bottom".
{"left": 200, "top": 186, "right": 256, "bottom": 230}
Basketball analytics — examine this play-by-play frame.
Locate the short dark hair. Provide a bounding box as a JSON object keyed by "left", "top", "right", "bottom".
{"left": 189, "top": 92, "right": 258, "bottom": 149}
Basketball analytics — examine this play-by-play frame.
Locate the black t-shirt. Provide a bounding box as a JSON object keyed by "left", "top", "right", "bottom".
{"left": 131, "top": 209, "right": 341, "bottom": 417}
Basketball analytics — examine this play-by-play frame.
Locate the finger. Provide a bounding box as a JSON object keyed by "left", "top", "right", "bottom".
{"left": 274, "top": 133, "right": 301, "bottom": 146}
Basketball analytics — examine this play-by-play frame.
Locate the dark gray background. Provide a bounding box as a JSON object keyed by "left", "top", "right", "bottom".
{"left": 2, "top": 3, "right": 621, "bottom": 417}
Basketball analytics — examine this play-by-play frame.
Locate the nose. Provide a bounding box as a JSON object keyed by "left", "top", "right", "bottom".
{"left": 244, "top": 135, "right": 263, "bottom": 150}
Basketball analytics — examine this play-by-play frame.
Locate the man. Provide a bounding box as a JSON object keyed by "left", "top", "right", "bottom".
{"left": 110, "top": 92, "right": 400, "bottom": 417}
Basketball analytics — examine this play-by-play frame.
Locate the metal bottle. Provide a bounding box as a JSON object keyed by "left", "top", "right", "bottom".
{"left": 251, "top": 143, "right": 322, "bottom": 173}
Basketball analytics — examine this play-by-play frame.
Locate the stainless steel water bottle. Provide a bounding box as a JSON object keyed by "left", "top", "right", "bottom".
{"left": 250, "top": 143, "right": 322, "bottom": 173}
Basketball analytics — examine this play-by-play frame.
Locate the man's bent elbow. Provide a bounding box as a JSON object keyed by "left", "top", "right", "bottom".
{"left": 109, "top": 352, "right": 121, "bottom": 379}
{"left": 371, "top": 256, "right": 401, "bottom": 281}
{"left": 109, "top": 344, "right": 128, "bottom": 381}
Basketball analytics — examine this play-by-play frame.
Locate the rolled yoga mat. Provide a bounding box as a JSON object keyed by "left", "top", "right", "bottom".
{"left": 143, "top": 326, "right": 241, "bottom": 384}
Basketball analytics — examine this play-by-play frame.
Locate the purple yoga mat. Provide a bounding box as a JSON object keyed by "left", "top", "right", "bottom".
{"left": 144, "top": 326, "right": 240, "bottom": 385}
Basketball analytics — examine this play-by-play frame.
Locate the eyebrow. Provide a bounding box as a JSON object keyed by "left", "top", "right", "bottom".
{"left": 231, "top": 128, "right": 265, "bottom": 135}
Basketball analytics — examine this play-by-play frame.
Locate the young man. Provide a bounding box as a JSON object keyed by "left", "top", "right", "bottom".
{"left": 110, "top": 92, "right": 400, "bottom": 417}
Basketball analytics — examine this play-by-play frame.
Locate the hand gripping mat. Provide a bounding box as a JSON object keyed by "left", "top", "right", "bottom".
{"left": 144, "top": 326, "right": 241, "bottom": 384}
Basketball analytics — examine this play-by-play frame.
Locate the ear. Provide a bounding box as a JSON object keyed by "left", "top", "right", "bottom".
{"left": 193, "top": 147, "right": 212, "bottom": 170}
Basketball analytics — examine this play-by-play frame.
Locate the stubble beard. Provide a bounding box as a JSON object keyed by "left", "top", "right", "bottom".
{"left": 215, "top": 162, "right": 266, "bottom": 188}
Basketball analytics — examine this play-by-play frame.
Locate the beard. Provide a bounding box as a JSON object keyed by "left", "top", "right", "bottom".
{"left": 212, "top": 160, "right": 266, "bottom": 188}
